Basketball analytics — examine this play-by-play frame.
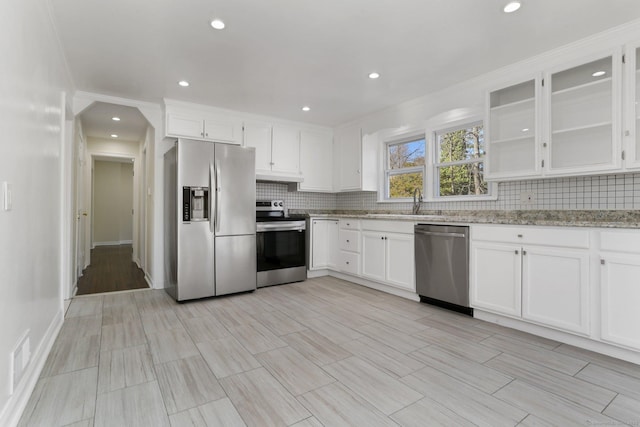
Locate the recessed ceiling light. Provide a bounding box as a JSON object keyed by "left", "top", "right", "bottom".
{"left": 111, "top": 134, "right": 118, "bottom": 138}
{"left": 210, "top": 19, "right": 225, "bottom": 30}
{"left": 503, "top": 1, "right": 521, "bottom": 13}
{"left": 368, "top": 72, "right": 380, "bottom": 79}
{"left": 302, "top": 106, "right": 310, "bottom": 112}
{"left": 592, "top": 70, "right": 606, "bottom": 77}
{"left": 112, "top": 116, "right": 120, "bottom": 121}
{"left": 178, "top": 80, "right": 190, "bottom": 87}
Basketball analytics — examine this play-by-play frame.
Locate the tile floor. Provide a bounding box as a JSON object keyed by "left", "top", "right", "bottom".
{"left": 19, "top": 276, "right": 640, "bottom": 426}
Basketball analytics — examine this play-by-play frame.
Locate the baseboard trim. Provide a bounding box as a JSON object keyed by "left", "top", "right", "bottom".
{"left": 0, "top": 309, "right": 64, "bottom": 427}
{"left": 328, "top": 271, "right": 420, "bottom": 302}
{"left": 93, "top": 240, "right": 133, "bottom": 247}
{"left": 144, "top": 273, "right": 155, "bottom": 289}
{"left": 474, "top": 310, "right": 640, "bottom": 365}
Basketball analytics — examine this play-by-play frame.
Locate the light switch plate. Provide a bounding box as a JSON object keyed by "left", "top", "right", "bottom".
{"left": 2, "top": 181, "right": 11, "bottom": 211}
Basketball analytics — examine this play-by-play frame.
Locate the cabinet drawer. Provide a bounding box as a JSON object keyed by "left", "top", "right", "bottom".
{"left": 361, "top": 220, "right": 414, "bottom": 234}
{"left": 600, "top": 230, "right": 640, "bottom": 254}
{"left": 339, "top": 230, "right": 360, "bottom": 252}
{"left": 340, "top": 251, "right": 360, "bottom": 275}
{"left": 472, "top": 225, "right": 589, "bottom": 249}
{"left": 339, "top": 219, "right": 360, "bottom": 230}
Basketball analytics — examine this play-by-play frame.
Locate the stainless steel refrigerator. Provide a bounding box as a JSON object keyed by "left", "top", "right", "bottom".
{"left": 164, "top": 138, "right": 256, "bottom": 301}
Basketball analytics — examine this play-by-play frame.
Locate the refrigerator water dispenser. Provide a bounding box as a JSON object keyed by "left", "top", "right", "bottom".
{"left": 183, "top": 186, "right": 209, "bottom": 222}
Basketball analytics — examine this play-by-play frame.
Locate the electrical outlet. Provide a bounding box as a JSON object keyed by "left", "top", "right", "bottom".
{"left": 520, "top": 191, "right": 536, "bottom": 205}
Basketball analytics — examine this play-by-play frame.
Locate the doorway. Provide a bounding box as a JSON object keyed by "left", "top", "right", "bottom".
{"left": 72, "top": 101, "right": 151, "bottom": 295}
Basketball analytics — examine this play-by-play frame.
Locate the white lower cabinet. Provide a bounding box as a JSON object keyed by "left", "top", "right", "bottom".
{"left": 362, "top": 226, "right": 415, "bottom": 291}
{"left": 471, "top": 242, "right": 522, "bottom": 317}
{"left": 599, "top": 229, "right": 640, "bottom": 351}
{"left": 327, "top": 220, "right": 339, "bottom": 270}
{"left": 522, "top": 246, "right": 590, "bottom": 335}
{"left": 471, "top": 225, "right": 590, "bottom": 336}
{"left": 385, "top": 233, "right": 415, "bottom": 290}
{"left": 339, "top": 220, "right": 361, "bottom": 275}
{"left": 310, "top": 219, "right": 339, "bottom": 270}
{"left": 600, "top": 254, "right": 640, "bottom": 350}
{"left": 362, "top": 232, "right": 386, "bottom": 282}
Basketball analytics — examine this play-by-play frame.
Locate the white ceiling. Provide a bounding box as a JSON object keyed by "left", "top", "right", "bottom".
{"left": 80, "top": 102, "right": 148, "bottom": 142}
{"left": 51, "top": 0, "right": 640, "bottom": 127}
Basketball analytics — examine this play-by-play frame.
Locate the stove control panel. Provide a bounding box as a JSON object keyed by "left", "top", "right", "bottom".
{"left": 256, "top": 200, "right": 284, "bottom": 212}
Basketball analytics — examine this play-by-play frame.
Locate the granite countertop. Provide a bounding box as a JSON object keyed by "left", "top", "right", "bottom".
{"left": 290, "top": 210, "right": 640, "bottom": 229}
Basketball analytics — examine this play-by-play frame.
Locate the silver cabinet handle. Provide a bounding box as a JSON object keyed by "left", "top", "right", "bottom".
{"left": 515, "top": 250, "right": 519, "bottom": 255}
{"left": 517, "top": 234, "right": 523, "bottom": 238}
{"left": 523, "top": 250, "right": 527, "bottom": 255}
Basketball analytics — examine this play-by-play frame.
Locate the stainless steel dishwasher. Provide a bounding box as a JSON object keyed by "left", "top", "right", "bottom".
{"left": 414, "top": 224, "right": 472, "bottom": 315}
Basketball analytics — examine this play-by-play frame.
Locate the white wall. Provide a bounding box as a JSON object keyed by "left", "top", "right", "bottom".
{"left": 85, "top": 137, "right": 140, "bottom": 259}
{"left": 93, "top": 161, "right": 133, "bottom": 245}
{"left": 0, "top": 0, "right": 74, "bottom": 425}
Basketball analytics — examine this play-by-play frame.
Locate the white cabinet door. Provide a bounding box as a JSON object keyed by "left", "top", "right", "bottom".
{"left": 327, "top": 220, "right": 340, "bottom": 270}
{"left": 486, "top": 78, "right": 541, "bottom": 180}
{"left": 546, "top": 51, "right": 621, "bottom": 175}
{"left": 271, "top": 125, "right": 300, "bottom": 175}
{"left": 385, "top": 232, "right": 415, "bottom": 291}
{"left": 244, "top": 121, "right": 273, "bottom": 173}
{"left": 624, "top": 43, "right": 640, "bottom": 170}
{"left": 600, "top": 253, "right": 640, "bottom": 350}
{"left": 167, "top": 114, "right": 204, "bottom": 139}
{"left": 522, "top": 246, "right": 590, "bottom": 335}
{"left": 204, "top": 116, "right": 241, "bottom": 144}
{"left": 299, "top": 130, "right": 333, "bottom": 192}
{"left": 336, "top": 124, "right": 362, "bottom": 191}
{"left": 361, "top": 231, "right": 386, "bottom": 282}
{"left": 310, "top": 220, "right": 329, "bottom": 269}
{"left": 470, "top": 242, "right": 522, "bottom": 317}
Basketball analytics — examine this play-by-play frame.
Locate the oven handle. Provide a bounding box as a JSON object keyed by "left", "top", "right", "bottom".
{"left": 257, "top": 223, "right": 306, "bottom": 232}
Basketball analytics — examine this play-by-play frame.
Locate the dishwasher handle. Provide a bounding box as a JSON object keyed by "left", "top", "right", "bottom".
{"left": 415, "top": 229, "right": 467, "bottom": 238}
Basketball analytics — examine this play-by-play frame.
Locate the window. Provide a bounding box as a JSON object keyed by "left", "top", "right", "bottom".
{"left": 434, "top": 122, "right": 487, "bottom": 197}
{"left": 384, "top": 136, "right": 425, "bottom": 199}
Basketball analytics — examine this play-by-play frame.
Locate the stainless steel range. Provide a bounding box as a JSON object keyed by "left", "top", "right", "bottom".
{"left": 256, "top": 200, "right": 307, "bottom": 287}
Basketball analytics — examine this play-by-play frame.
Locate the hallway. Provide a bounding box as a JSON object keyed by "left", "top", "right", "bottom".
{"left": 77, "top": 245, "right": 148, "bottom": 295}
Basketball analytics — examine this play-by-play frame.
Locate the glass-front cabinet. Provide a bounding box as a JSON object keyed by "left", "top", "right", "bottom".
{"left": 486, "top": 78, "right": 540, "bottom": 180}
{"left": 545, "top": 51, "right": 622, "bottom": 175}
{"left": 486, "top": 49, "right": 625, "bottom": 181}
{"left": 624, "top": 43, "right": 640, "bottom": 170}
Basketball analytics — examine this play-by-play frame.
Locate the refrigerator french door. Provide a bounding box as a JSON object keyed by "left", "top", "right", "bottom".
{"left": 164, "top": 139, "right": 256, "bottom": 301}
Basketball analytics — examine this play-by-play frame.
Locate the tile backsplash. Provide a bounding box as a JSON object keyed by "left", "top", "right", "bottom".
{"left": 258, "top": 172, "right": 640, "bottom": 212}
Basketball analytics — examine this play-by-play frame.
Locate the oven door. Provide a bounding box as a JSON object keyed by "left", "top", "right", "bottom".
{"left": 256, "top": 222, "right": 307, "bottom": 287}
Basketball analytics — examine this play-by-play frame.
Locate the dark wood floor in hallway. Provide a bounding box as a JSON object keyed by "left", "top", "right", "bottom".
{"left": 77, "top": 244, "right": 148, "bottom": 295}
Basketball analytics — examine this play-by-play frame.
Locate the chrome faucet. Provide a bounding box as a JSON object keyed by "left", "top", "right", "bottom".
{"left": 412, "top": 188, "right": 423, "bottom": 215}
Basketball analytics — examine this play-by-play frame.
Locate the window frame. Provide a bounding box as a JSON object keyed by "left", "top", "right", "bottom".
{"left": 432, "top": 120, "right": 495, "bottom": 201}
{"left": 383, "top": 134, "right": 426, "bottom": 201}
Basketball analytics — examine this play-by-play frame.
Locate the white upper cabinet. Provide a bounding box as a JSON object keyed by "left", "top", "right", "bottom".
{"left": 334, "top": 123, "right": 377, "bottom": 192}
{"left": 165, "top": 103, "right": 242, "bottom": 145}
{"left": 243, "top": 121, "right": 272, "bottom": 172}
{"left": 486, "top": 78, "right": 541, "bottom": 180}
{"left": 243, "top": 122, "right": 301, "bottom": 178}
{"left": 485, "top": 50, "right": 624, "bottom": 181}
{"left": 271, "top": 125, "right": 301, "bottom": 176}
{"left": 624, "top": 43, "right": 640, "bottom": 170}
{"left": 299, "top": 129, "right": 333, "bottom": 192}
{"left": 545, "top": 50, "right": 622, "bottom": 175}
